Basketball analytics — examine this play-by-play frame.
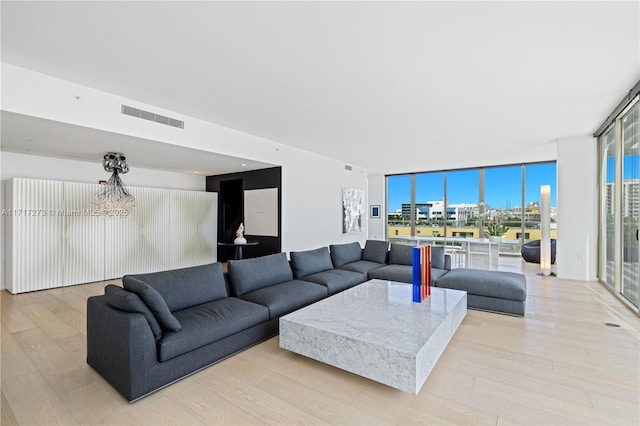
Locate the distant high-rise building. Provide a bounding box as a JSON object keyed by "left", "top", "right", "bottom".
{"left": 606, "top": 179, "right": 638, "bottom": 217}
{"left": 623, "top": 178, "right": 639, "bottom": 217}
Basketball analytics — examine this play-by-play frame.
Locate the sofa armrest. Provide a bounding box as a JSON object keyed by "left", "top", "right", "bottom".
{"left": 87, "top": 295, "right": 158, "bottom": 401}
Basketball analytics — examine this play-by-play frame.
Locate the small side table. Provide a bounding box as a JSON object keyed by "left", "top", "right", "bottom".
{"left": 218, "top": 241, "right": 259, "bottom": 260}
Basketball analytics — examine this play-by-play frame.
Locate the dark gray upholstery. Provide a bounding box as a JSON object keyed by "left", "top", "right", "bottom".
{"left": 364, "top": 242, "right": 451, "bottom": 285}
{"left": 87, "top": 295, "right": 278, "bottom": 402}
{"left": 228, "top": 253, "right": 293, "bottom": 296}
{"left": 466, "top": 294, "right": 526, "bottom": 317}
{"left": 338, "top": 259, "right": 385, "bottom": 280}
{"left": 368, "top": 258, "right": 450, "bottom": 285}
{"left": 123, "top": 276, "right": 182, "bottom": 331}
{"left": 290, "top": 247, "right": 333, "bottom": 278}
{"left": 430, "top": 246, "right": 446, "bottom": 270}
{"left": 430, "top": 267, "right": 449, "bottom": 286}
{"left": 389, "top": 243, "right": 413, "bottom": 265}
{"left": 362, "top": 240, "right": 389, "bottom": 264}
{"left": 158, "top": 298, "right": 269, "bottom": 362}
{"left": 368, "top": 264, "right": 412, "bottom": 283}
{"left": 435, "top": 268, "right": 527, "bottom": 316}
{"left": 299, "top": 269, "right": 365, "bottom": 295}
{"left": 329, "top": 242, "right": 362, "bottom": 267}
{"left": 239, "top": 280, "right": 328, "bottom": 319}
{"left": 104, "top": 284, "right": 163, "bottom": 340}
{"left": 331, "top": 240, "right": 387, "bottom": 279}
{"left": 124, "top": 263, "right": 228, "bottom": 311}
{"left": 435, "top": 268, "right": 526, "bottom": 301}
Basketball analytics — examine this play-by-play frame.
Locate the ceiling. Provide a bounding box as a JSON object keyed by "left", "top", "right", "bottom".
{"left": 0, "top": 111, "right": 273, "bottom": 175}
{"left": 1, "top": 1, "right": 639, "bottom": 174}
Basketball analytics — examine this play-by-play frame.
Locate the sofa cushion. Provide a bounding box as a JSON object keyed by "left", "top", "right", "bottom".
{"left": 239, "top": 280, "right": 328, "bottom": 319}
{"left": 430, "top": 267, "right": 449, "bottom": 286}
{"left": 388, "top": 244, "right": 413, "bottom": 266}
{"left": 299, "top": 269, "right": 365, "bottom": 295}
{"left": 290, "top": 247, "right": 334, "bottom": 278}
{"left": 104, "top": 284, "right": 163, "bottom": 340}
{"left": 228, "top": 253, "right": 294, "bottom": 297}
{"left": 368, "top": 264, "right": 413, "bottom": 283}
{"left": 362, "top": 240, "right": 389, "bottom": 264}
{"left": 123, "top": 277, "right": 182, "bottom": 332}
{"left": 330, "top": 242, "right": 362, "bottom": 267}
{"left": 431, "top": 246, "right": 446, "bottom": 270}
{"left": 338, "top": 260, "right": 385, "bottom": 280}
{"left": 124, "top": 263, "right": 228, "bottom": 312}
{"left": 157, "top": 298, "right": 269, "bottom": 362}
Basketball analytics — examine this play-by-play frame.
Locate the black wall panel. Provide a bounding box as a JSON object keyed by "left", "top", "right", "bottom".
{"left": 206, "top": 167, "right": 282, "bottom": 262}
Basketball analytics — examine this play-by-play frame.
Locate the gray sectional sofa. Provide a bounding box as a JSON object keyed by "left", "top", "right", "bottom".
{"left": 87, "top": 239, "right": 526, "bottom": 402}
{"left": 87, "top": 260, "right": 290, "bottom": 402}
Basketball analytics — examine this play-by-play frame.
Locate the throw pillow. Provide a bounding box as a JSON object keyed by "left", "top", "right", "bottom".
{"left": 362, "top": 240, "right": 389, "bottom": 264}
{"left": 329, "top": 242, "right": 362, "bottom": 267}
{"left": 123, "top": 276, "right": 182, "bottom": 332}
{"left": 290, "top": 247, "right": 334, "bottom": 278}
{"left": 431, "top": 245, "right": 446, "bottom": 270}
{"left": 104, "top": 284, "right": 162, "bottom": 340}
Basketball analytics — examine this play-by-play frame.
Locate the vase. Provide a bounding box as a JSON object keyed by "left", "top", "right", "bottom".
{"left": 489, "top": 236, "right": 503, "bottom": 243}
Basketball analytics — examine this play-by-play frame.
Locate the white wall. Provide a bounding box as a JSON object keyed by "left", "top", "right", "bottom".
{"left": 367, "top": 174, "right": 386, "bottom": 240}
{"left": 1, "top": 64, "right": 369, "bottom": 267}
{"left": 556, "top": 135, "right": 598, "bottom": 281}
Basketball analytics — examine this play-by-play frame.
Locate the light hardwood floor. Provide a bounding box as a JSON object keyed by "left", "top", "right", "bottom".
{"left": 2, "top": 259, "right": 639, "bottom": 425}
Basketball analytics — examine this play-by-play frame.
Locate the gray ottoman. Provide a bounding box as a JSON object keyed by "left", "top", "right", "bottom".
{"left": 435, "top": 268, "right": 527, "bottom": 316}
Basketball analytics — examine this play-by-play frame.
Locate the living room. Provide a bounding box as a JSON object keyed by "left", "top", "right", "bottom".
{"left": 1, "top": 1, "right": 639, "bottom": 424}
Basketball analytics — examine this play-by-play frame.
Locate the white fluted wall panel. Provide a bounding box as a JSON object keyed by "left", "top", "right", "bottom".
{"left": 170, "top": 191, "right": 217, "bottom": 269}
{"left": 104, "top": 187, "right": 170, "bottom": 278}
{"left": 62, "top": 182, "right": 106, "bottom": 286}
{"left": 7, "top": 178, "right": 64, "bottom": 293}
{"left": 6, "top": 178, "right": 218, "bottom": 293}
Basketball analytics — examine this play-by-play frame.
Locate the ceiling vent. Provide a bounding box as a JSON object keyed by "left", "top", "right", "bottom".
{"left": 121, "top": 105, "right": 184, "bottom": 129}
{"left": 345, "top": 165, "right": 353, "bottom": 171}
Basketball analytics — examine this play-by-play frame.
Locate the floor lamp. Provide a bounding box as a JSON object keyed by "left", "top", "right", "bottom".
{"left": 540, "top": 185, "right": 552, "bottom": 276}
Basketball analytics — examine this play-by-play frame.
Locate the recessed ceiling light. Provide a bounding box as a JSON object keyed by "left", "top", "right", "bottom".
{"left": 241, "top": 163, "right": 247, "bottom": 167}
{"left": 193, "top": 171, "right": 200, "bottom": 174}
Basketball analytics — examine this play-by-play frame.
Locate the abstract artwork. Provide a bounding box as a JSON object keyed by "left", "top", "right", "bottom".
{"left": 342, "top": 188, "right": 364, "bottom": 234}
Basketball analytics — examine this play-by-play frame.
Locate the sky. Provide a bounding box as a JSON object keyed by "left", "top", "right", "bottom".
{"left": 387, "top": 163, "right": 558, "bottom": 212}
{"left": 606, "top": 154, "right": 639, "bottom": 183}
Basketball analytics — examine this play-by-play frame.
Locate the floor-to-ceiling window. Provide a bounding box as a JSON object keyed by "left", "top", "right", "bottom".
{"left": 484, "top": 165, "right": 523, "bottom": 254}
{"left": 596, "top": 85, "right": 639, "bottom": 315}
{"left": 415, "top": 172, "right": 444, "bottom": 237}
{"left": 446, "top": 169, "right": 479, "bottom": 238}
{"left": 386, "top": 161, "right": 557, "bottom": 269}
{"left": 524, "top": 162, "right": 558, "bottom": 244}
{"left": 386, "top": 175, "right": 412, "bottom": 238}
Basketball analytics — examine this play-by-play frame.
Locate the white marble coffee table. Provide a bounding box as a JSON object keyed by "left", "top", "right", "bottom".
{"left": 279, "top": 279, "right": 467, "bottom": 394}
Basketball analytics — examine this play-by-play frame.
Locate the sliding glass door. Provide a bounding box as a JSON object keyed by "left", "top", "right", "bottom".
{"left": 600, "top": 127, "right": 616, "bottom": 288}
{"left": 621, "top": 103, "right": 639, "bottom": 307}
{"left": 598, "top": 95, "right": 639, "bottom": 313}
